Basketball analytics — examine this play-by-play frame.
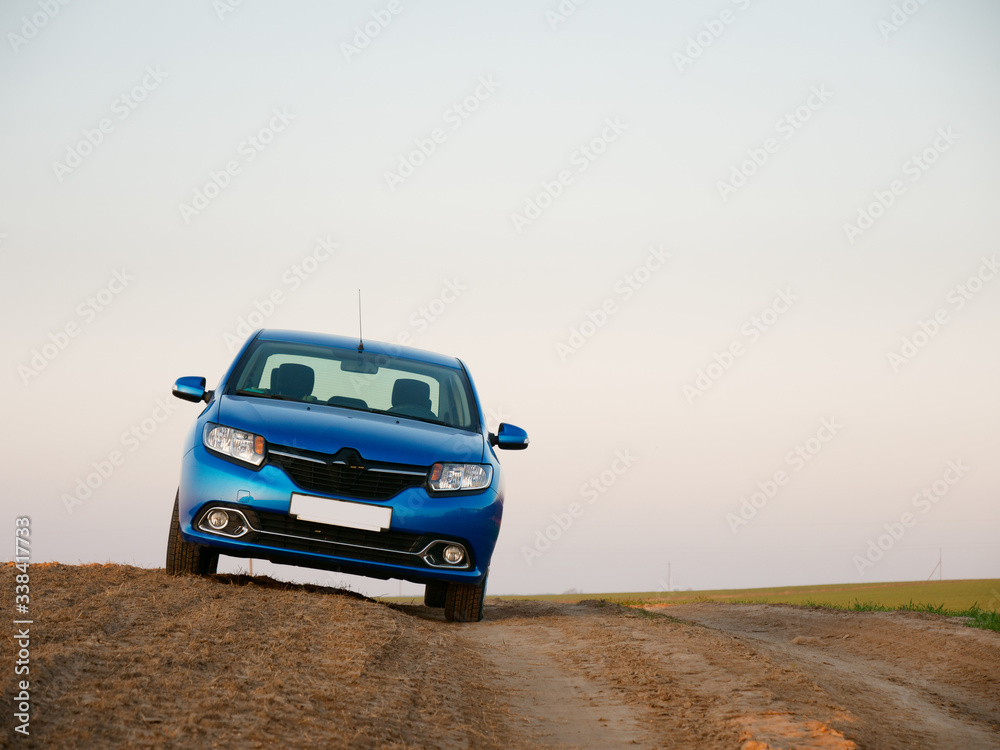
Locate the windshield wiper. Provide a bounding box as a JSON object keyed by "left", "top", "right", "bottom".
{"left": 408, "top": 415, "right": 450, "bottom": 427}
{"left": 235, "top": 390, "right": 298, "bottom": 402}
{"left": 366, "top": 408, "right": 450, "bottom": 428}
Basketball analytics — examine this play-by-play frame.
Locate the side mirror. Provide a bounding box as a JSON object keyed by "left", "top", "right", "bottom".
{"left": 172, "top": 376, "right": 212, "bottom": 403}
{"left": 489, "top": 422, "right": 529, "bottom": 450}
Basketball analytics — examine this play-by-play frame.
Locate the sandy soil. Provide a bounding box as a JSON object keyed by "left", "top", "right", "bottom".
{"left": 2, "top": 564, "right": 998, "bottom": 749}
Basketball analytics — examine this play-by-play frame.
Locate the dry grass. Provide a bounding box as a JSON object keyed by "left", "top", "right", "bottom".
{"left": 0, "top": 563, "right": 514, "bottom": 749}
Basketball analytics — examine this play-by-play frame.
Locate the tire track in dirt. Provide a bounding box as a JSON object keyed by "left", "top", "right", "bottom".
{"left": 475, "top": 623, "right": 649, "bottom": 748}
{"left": 461, "top": 600, "right": 861, "bottom": 749}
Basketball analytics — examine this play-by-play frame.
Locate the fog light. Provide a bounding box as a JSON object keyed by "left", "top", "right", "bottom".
{"left": 442, "top": 545, "right": 465, "bottom": 565}
{"left": 207, "top": 509, "right": 229, "bottom": 530}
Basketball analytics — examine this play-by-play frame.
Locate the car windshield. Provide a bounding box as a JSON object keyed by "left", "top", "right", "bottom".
{"left": 227, "top": 340, "right": 478, "bottom": 431}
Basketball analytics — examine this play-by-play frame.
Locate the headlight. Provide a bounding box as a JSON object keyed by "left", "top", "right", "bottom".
{"left": 203, "top": 423, "right": 266, "bottom": 467}
{"left": 428, "top": 463, "right": 493, "bottom": 491}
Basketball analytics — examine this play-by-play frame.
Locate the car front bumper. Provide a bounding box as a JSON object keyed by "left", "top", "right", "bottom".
{"left": 177, "top": 444, "right": 502, "bottom": 585}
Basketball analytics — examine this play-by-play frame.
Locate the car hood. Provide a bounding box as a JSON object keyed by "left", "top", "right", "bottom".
{"left": 218, "top": 395, "right": 485, "bottom": 465}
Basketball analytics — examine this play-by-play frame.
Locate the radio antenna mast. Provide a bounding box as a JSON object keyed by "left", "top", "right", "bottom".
{"left": 357, "top": 289, "right": 364, "bottom": 353}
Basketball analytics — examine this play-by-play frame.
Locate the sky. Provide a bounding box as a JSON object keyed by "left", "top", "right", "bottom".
{"left": 2, "top": 0, "right": 998, "bottom": 598}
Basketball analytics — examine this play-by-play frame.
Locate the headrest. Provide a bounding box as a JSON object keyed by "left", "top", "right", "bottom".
{"left": 272, "top": 362, "right": 314, "bottom": 399}
{"left": 391, "top": 378, "right": 431, "bottom": 409}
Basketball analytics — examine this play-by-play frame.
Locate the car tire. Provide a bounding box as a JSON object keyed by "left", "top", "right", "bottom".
{"left": 444, "top": 578, "right": 486, "bottom": 622}
{"left": 166, "top": 492, "right": 219, "bottom": 576}
{"left": 424, "top": 581, "right": 447, "bottom": 608}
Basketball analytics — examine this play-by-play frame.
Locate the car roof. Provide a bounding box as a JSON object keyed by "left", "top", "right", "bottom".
{"left": 255, "top": 329, "right": 464, "bottom": 370}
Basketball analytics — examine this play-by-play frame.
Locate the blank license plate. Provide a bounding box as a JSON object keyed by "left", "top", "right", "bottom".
{"left": 289, "top": 493, "right": 391, "bottom": 532}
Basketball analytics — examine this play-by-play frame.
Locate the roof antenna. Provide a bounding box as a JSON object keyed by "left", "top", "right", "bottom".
{"left": 357, "top": 289, "right": 364, "bottom": 353}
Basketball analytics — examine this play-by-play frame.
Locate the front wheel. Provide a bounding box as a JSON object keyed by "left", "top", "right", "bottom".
{"left": 166, "top": 492, "right": 219, "bottom": 576}
{"left": 444, "top": 578, "right": 486, "bottom": 622}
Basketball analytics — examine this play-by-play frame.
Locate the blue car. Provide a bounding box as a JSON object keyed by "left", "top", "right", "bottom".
{"left": 166, "top": 329, "right": 528, "bottom": 622}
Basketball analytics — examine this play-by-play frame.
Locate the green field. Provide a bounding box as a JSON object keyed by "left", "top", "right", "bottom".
{"left": 384, "top": 579, "right": 1000, "bottom": 629}
{"left": 479, "top": 579, "right": 1000, "bottom": 631}
{"left": 488, "top": 578, "right": 1000, "bottom": 611}
{"left": 388, "top": 579, "right": 1000, "bottom": 610}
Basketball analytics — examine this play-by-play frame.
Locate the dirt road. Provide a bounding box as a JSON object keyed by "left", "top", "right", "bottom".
{"left": 450, "top": 599, "right": 1000, "bottom": 749}
{"left": 3, "top": 565, "right": 998, "bottom": 749}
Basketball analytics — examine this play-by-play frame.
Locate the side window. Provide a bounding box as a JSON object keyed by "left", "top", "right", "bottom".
{"left": 437, "top": 372, "right": 470, "bottom": 426}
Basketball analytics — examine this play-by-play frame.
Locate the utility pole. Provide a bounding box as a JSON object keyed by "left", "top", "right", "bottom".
{"left": 926, "top": 548, "right": 942, "bottom": 582}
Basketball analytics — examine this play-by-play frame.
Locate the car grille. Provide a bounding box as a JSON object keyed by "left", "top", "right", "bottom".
{"left": 255, "top": 510, "right": 422, "bottom": 553}
{"left": 268, "top": 446, "right": 427, "bottom": 501}
{"left": 251, "top": 510, "right": 425, "bottom": 566}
